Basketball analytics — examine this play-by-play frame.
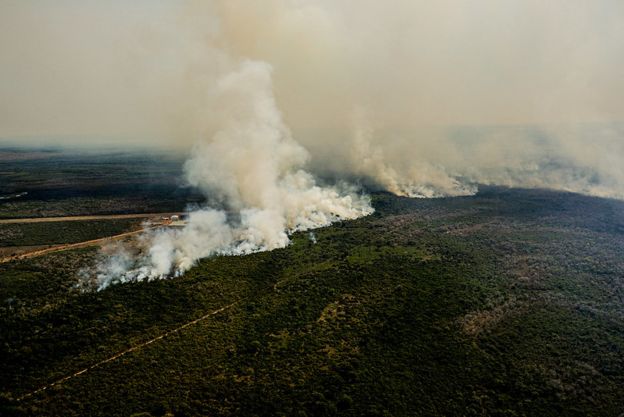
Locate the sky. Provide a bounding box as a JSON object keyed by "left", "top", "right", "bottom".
{"left": 3, "top": 1, "right": 624, "bottom": 277}
{"left": 1, "top": 0, "right": 623, "bottom": 148}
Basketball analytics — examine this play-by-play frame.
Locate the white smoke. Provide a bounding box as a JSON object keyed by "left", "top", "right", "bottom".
{"left": 348, "top": 109, "right": 477, "bottom": 198}
{"left": 4, "top": 1, "right": 624, "bottom": 201}
{"left": 88, "top": 60, "right": 372, "bottom": 290}
{"left": 344, "top": 114, "right": 624, "bottom": 200}
{"left": 448, "top": 124, "right": 624, "bottom": 199}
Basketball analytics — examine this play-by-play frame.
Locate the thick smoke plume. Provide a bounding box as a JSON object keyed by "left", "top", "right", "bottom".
{"left": 341, "top": 118, "right": 624, "bottom": 199}
{"left": 4, "top": 1, "right": 624, "bottom": 286}
{"left": 88, "top": 60, "right": 372, "bottom": 290}
{"left": 3, "top": 1, "right": 623, "bottom": 201}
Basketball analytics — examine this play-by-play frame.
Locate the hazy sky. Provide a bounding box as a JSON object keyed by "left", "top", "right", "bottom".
{"left": 1, "top": 0, "right": 623, "bottom": 147}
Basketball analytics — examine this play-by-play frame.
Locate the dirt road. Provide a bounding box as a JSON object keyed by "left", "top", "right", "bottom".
{"left": 0, "top": 227, "right": 157, "bottom": 264}
{"left": 17, "top": 302, "right": 237, "bottom": 401}
{"left": 0, "top": 212, "right": 184, "bottom": 224}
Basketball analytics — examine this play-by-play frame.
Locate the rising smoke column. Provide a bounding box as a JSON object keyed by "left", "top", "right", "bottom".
{"left": 344, "top": 112, "right": 624, "bottom": 200}
{"left": 348, "top": 109, "right": 477, "bottom": 198}
{"left": 90, "top": 60, "right": 372, "bottom": 290}
{"left": 4, "top": 2, "right": 624, "bottom": 201}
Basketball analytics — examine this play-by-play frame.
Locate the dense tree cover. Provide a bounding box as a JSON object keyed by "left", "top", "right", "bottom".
{"left": 1, "top": 188, "right": 623, "bottom": 416}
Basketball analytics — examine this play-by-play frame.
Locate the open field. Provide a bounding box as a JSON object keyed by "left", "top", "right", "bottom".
{"left": 0, "top": 147, "right": 203, "bottom": 218}
{"left": 0, "top": 219, "right": 143, "bottom": 248}
{"left": 0, "top": 214, "right": 182, "bottom": 264}
{"left": 0, "top": 227, "right": 148, "bottom": 265}
{"left": 1, "top": 187, "right": 623, "bottom": 416}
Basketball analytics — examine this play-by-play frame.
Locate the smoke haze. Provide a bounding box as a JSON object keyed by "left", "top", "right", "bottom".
{"left": 2, "top": 0, "right": 623, "bottom": 133}
{"left": 2, "top": 1, "right": 624, "bottom": 285}
{"left": 2, "top": 1, "right": 623, "bottom": 197}
{"left": 87, "top": 59, "right": 372, "bottom": 289}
